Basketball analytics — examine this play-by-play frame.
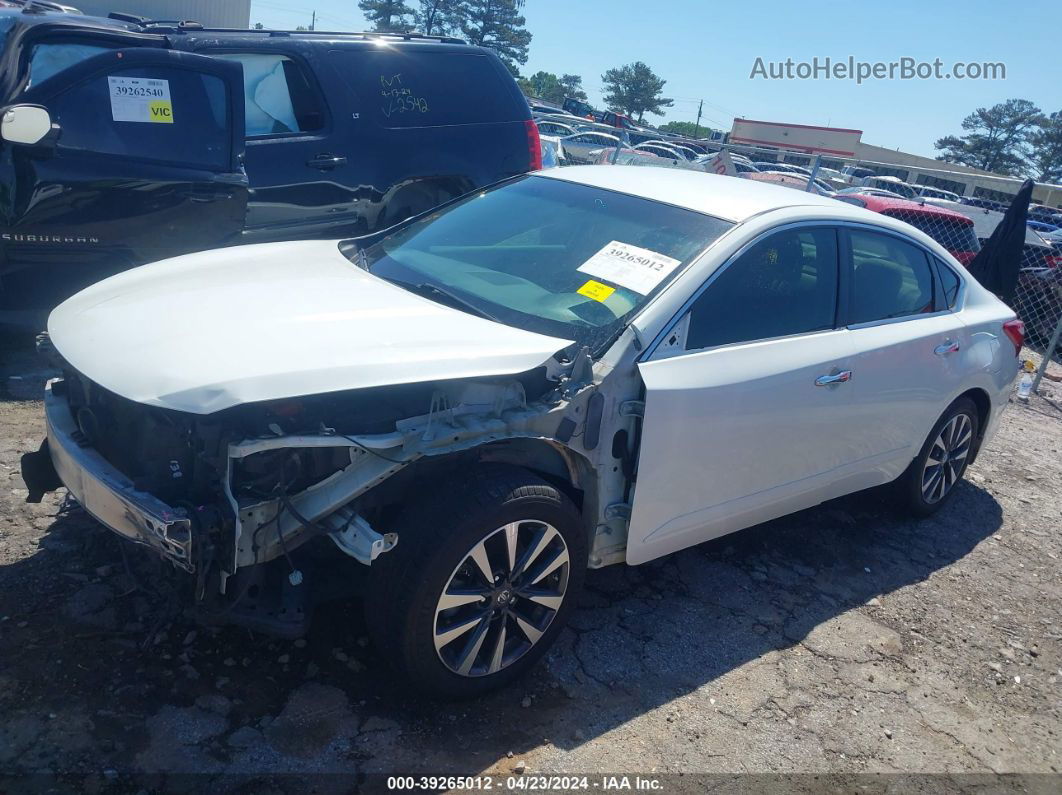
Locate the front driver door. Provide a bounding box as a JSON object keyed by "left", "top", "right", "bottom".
{"left": 1, "top": 48, "right": 247, "bottom": 309}
{"left": 627, "top": 225, "right": 860, "bottom": 565}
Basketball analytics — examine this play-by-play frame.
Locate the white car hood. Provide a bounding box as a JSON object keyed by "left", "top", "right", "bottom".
{"left": 48, "top": 240, "right": 573, "bottom": 415}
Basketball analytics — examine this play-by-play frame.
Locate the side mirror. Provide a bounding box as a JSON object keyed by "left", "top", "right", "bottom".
{"left": 1, "top": 105, "right": 55, "bottom": 146}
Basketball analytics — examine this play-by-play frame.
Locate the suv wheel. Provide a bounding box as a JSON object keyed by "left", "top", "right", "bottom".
{"left": 364, "top": 465, "right": 586, "bottom": 698}
{"left": 898, "top": 397, "right": 980, "bottom": 517}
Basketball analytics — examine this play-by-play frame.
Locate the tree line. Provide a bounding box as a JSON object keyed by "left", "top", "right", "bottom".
{"left": 935, "top": 99, "right": 1062, "bottom": 183}
{"left": 357, "top": 0, "right": 532, "bottom": 74}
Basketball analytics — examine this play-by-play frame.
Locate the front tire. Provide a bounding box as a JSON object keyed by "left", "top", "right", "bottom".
{"left": 898, "top": 397, "right": 980, "bottom": 517}
{"left": 364, "top": 465, "right": 587, "bottom": 698}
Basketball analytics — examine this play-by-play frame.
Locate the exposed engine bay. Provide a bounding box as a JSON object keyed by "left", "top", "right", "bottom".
{"left": 28, "top": 336, "right": 643, "bottom": 635}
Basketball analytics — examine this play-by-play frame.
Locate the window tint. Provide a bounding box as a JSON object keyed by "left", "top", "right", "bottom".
{"left": 685, "top": 227, "right": 839, "bottom": 350}
{"left": 48, "top": 66, "right": 231, "bottom": 171}
{"left": 936, "top": 259, "right": 962, "bottom": 308}
{"left": 213, "top": 53, "right": 324, "bottom": 136}
{"left": 329, "top": 50, "right": 525, "bottom": 128}
{"left": 848, "top": 230, "right": 935, "bottom": 323}
{"left": 29, "top": 42, "right": 115, "bottom": 86}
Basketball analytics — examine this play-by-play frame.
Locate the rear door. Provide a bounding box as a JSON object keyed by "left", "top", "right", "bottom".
{"left": 1, "top": 47, "right": 246, "bottom": 309}
{"left": 841, "top": 226, "right": 971, "bottom": 480}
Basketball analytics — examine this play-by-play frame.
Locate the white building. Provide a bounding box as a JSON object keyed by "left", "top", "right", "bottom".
{"left": 73, "top": 0, "right": 251, "bottom": 28}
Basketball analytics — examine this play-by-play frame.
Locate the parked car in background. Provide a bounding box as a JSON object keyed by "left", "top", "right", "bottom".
{"left": 0, "top": 10, "right": 537, "bottom": 322}
{"left": 25, "top": 167, "right": 1021, "bottom": 697}
{"left": 859, "top": 176, "right": 918, "bottom": 199}
{"left": 814, "top": 167, "right": 848, "bottom": 190}
{"left": 634, "top": 142, "right": 692, "bottom": 162}
{"left": 1027, "top": 220, "right": 1060, "bottom": 236}
{"left": 840, "top": 165, "right": 876, "bottom": 185}
{"left": 748, "top": 171, "right": 834, "bottom": 196}
{"left": 754, "top": 162, "right": 812, "bottom": 177}
{"left": 917, "top": 186, "right": 963, "bottom": 202}
{"left": 562, "top": 96, "right": 596, "bottom": 120}
{"left": 836, "top": 187, "right": 909, "bottom": 200}
{"left": 535, "top": 120, "right": 577, "bottom": 137}
{"left": 560, "top": 131, "right": 621, "bottom": 164}
{"left": 834, "top": 194, "right": 980, "bottom": 265}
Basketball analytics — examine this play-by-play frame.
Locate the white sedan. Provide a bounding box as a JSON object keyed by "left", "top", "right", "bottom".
{"left": 27, "top": 167, "right": 1022, "bottom": 698}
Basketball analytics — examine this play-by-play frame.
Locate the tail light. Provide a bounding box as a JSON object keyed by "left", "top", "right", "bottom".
{"left": 524, "top": 120, "right": 542, "bottom": 172}
{"left": 1046, "top": 254, "right": 1062, "bottom": 269}
{"left": 1003, "top": 319, "right": 1025, "bottom": 356}
{"left": 952, "top": 251, "right": 977, "bottom": 266}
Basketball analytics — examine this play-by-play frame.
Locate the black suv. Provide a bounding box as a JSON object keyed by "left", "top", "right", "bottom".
{"left": 0, "top": 8, "right": 540, "bottom": 321}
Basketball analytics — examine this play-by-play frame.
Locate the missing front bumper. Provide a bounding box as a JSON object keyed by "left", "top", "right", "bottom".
{"left": 43, "top": 380, "right": 195, "bottom": 571}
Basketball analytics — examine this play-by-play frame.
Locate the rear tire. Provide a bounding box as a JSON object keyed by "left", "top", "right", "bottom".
{"left": 364, "top": 464, "right": 586, "bottom": 698}
{"left": 897, "top": 397, "right": 980, "bottom": 518}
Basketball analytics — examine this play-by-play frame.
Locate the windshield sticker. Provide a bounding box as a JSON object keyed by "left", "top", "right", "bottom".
{"left": 577, "top": 241, "right": 682, "bottom": 295}
{"left": 576, "top": 279, "right": 616, "bottom": 302}
{"left": 108, "top": 77, "right": 173, "bottom": 124}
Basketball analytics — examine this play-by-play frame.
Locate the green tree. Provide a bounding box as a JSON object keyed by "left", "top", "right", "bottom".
{"left": 601, "top": 61, "right": 673, "bottom": 124}
{"left": 934, "top": 98, "right": 1043, "bottom": 176}
{"left": 1027, "top": 111, "right": 1062, "bottom": 183}
{"left": 359, "top": 0, "right": 415, "bottom": 32}
{"left": 520, "top": 71, "right": 566, "bottom": 103}
{"left": 415, "top": 0, "right": 465, "bottom": 35}
{"left": 253, "top": 22, "right": 265, "bottom": 29}
{"left": 461, "top": 0, "right": 532, "bottom": 75}
{"left": 658, "top": 121, "right": 704, "bottom": 137}
{"left": 559, "top": 74, "right": 586, "bottom": 101}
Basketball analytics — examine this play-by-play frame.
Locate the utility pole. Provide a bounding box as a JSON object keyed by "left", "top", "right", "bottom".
{"left": 694, "top": 99, "right": 703, "bottom": 139}
{"left": 311, "top": 10, "right": 316, "bottom": 30}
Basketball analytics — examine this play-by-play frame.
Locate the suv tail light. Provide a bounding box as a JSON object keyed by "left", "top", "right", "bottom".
{"left": 1003, "top": 319, "right": 1025, "bottom": 356}
{"left": 525, "top": 120, "right": 543, "bottom": 172}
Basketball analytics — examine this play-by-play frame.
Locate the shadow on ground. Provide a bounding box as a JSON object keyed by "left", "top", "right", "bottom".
{"left": 0, "top": 462, "right": 1003, "bottom": 788}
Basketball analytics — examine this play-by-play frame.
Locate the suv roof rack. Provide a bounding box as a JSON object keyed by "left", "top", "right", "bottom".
{"left": 133, "top": 24, "right": 465, "bottom": 44}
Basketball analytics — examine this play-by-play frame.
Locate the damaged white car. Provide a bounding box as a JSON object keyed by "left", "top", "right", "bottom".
{"left": 23, "top": 167, "right": 1022, "bottom": 697}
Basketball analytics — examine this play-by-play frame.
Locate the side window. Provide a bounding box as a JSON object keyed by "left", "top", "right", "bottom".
{"left": 48, "top": 66, "right": 231, "bottom": 171}
{"left": 212, "top": 53, "right": 324, "bottom": 137}
{"left": 936, "top": 259, "right": 962, "bottom": 308}
{"left": 28, "top": 41, "right": 116, "bottom": 87}
{"left": 685, "top": 227, "right": 839, "bottom": 350}
{"left": 847, "top": 229, "right": 935, "bottom": 324}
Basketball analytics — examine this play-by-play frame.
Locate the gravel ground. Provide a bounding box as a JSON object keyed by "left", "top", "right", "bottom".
{"left": 1, "top": 335, "right": 1060, "bottom": 791}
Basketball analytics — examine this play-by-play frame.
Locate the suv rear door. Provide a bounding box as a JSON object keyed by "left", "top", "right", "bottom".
{"left": 1, "top": 46, "right": 247, "bottom": 310}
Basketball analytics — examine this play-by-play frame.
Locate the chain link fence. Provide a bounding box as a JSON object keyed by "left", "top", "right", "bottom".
{"left": 533, "top": 116, "right": 1062, "bottom": 393}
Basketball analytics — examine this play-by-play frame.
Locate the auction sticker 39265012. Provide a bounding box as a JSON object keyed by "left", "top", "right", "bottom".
{"left": 576, "top": 241, "right": 682, "bottom": 296}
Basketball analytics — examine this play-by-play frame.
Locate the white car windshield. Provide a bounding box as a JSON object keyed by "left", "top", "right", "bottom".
{"left": 355, "top": 175, "right": 733, "bottom": 353}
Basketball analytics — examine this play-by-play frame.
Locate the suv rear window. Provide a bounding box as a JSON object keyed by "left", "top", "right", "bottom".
{"left": 213, "top": 52, "right": 324, "bottom": 136}
{"left": 884, "top": 210, "right": 981, "bottom": 254}
{"left": 328, "top": 49, "right": 523, "bottom": 128}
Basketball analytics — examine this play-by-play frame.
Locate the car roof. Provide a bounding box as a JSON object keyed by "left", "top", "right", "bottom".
{"left": 536, "top": 166, "right": 846, "bottom": 222}
{"left": 854, "top": 194, "right": 973, "bottom": 223}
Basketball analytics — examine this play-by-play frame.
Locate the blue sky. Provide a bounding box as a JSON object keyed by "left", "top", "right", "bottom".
{"left": 250, "top": 0, "right": 1059, "bottom": 157}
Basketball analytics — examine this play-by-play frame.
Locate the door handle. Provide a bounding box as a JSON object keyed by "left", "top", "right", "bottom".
{"left": 815, "top": 370, "right": 852, "bottom": 386}
{"left": 934, "top": 340, "right": 961, "bottom": 355}
{"left": 306, "top": 153, "right": 347, "bottom": 170}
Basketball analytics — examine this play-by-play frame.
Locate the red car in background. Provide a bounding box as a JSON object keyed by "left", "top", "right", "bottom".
{"left": 835, "top": 194, "right": 981, "bottom": 265}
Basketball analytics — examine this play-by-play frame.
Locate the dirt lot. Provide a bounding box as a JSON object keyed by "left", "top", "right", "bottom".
{"left": 1, "top": 334, "right": 1060, "bottom": 791}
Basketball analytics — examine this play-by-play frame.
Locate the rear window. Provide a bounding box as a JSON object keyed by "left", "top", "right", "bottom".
{"left": 884, "top": 211, "right": 981, "bottom": 254}
{"left": 328, "top": 49, "right": 523, "bottom": 128}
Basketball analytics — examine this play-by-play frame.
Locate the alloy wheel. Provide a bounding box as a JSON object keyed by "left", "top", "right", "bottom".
{"left": 433, "top": 520, "right": 570, "bottom": 677}
{"left": 921, "top": 413, "right": 973, "bottom": 504}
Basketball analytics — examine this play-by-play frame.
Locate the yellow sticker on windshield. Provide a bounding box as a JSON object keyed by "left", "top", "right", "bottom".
{"left": 148, "top": 100, "right": 174, "bottom": 123}
{"left": 577, "top": 279, "right": 615, "bottom": 302}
